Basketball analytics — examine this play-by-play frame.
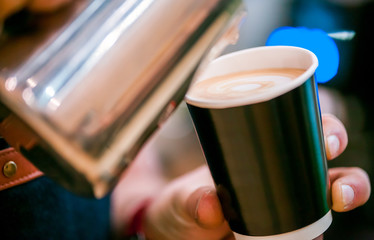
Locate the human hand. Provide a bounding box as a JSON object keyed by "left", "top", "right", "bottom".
{"left": 142, "top": 114, "right": 371, "bottom": 240}
{"left": 322, "top": 114, "right": 371, "bottom": 212}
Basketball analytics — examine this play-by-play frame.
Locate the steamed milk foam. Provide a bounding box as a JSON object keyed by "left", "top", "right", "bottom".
{"left": 186, "top": 68, "right": 305, "bottom": 108}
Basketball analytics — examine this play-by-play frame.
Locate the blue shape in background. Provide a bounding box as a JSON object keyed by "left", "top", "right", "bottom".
{"left": 266, "top": 27, "right": 339, "bottom": 83}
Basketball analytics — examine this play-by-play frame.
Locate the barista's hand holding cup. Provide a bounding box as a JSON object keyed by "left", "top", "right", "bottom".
{"left": 185, "top": 46, "right": 331, "bottom": 240}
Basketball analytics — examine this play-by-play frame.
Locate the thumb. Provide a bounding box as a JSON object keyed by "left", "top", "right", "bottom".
{"left": 144, "top": 166, "right": 234, "bottom": 240}
{"left": 187, "top": 186, "right": 225, "bottom": 228}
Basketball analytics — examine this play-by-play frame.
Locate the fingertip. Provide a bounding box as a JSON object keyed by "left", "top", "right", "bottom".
{"left": 322, "top": 114, "right": 348, "bottom": 160}
{"left": 187, "top": 186, "right": 225, "bottom": 228}
{"left": 196, "top": 189, "right": 225, "bottom": 228}
{"left": 330, "top": 167, "right": 371, "bottom": 212}
{"left": 331, "top": 182, "right": 354, "bottom": 212}
{"left": 325, "top": 134, "right": 340, "bottom": 159}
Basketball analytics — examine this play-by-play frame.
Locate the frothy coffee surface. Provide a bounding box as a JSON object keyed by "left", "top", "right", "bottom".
{"left": 186, "top": 68, "right": 305, "bottom": 108}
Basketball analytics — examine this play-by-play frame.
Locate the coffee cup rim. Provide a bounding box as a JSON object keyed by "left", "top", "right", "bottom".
{"left": 185, "top": 46, "right": 318, "bottom": 109}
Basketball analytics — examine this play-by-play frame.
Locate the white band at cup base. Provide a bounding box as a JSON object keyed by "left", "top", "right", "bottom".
{"left": 234, "top": 210, "right": 332, "bottom": 240}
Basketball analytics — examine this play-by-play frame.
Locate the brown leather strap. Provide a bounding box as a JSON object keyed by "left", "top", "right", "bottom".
{"left": 0, "top": 114, "right": 43, "bottom": 190}
{"left": 0, "top": 114, "right": 39, "bottom": 152}
{"left": 0, "top": 148, "right": 43, "bottom": 191}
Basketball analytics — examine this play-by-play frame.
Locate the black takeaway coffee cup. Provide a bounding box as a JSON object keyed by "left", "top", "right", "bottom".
{"left": 185, "top": 46, "right": 331, "bottom": 240}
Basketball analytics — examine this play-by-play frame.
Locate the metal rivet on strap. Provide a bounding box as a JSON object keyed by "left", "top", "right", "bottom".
{"left": 3, "top": 161, "right": 17, "bottom": 178}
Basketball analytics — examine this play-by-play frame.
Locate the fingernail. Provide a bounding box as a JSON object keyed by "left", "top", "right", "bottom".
{"left": 193, "top": 188, "right": 225, "bottom": 227}
{"left": 326, "top": 135, "right": 340, "bottom": 159}
{"left": 187, "top": 187, "right": 213, "bottom": 221}
{"left": 195, "top": 189, "right": 215, "bottom": 219}
{"left": 194, "top": 191, "right": 207, "bottom": 220}
{"left": 341, "top": 184, "right": 354, "bottom": 209}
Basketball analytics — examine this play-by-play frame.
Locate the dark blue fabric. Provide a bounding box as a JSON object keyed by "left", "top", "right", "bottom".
{"left": 0, "top": 176, "right": 112, "bottom": 240}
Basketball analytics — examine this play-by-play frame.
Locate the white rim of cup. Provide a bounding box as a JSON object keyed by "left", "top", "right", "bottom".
{"left": 233, "top": 210, "right": 332, "bottom": 240}
{"left": 185, "top": 46, "right": 319, "bottom": 109}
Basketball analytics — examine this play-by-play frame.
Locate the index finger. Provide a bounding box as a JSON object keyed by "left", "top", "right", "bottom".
{"left": 322, "top": 113, "right": 348, "bottom": 160}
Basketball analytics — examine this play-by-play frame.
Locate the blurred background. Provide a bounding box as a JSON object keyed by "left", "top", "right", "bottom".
{"left": 152, "top": 0, "right": 374, "bottom": 239}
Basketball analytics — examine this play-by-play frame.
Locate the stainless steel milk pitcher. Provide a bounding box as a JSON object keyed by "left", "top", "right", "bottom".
{"left": 0, "top": 0, "right": 244, "bottom": 197}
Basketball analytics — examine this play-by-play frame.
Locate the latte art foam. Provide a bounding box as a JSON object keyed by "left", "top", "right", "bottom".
{"left": 186, "top": 68, "right": 305, "bottom": 109}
